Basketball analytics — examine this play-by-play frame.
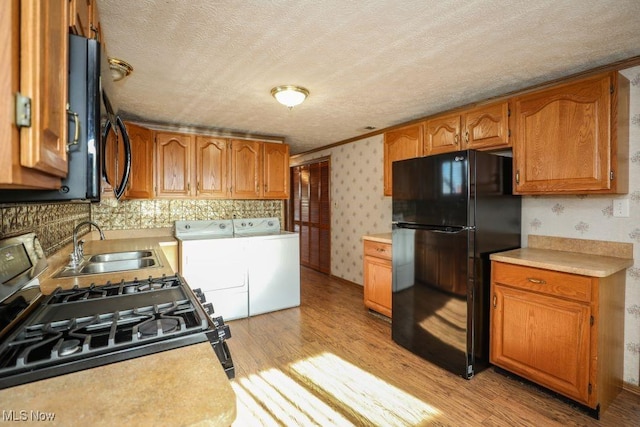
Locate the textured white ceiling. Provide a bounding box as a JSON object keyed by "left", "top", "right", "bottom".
{"left": 96, "top": 0, "right": 640, "bottom": 154}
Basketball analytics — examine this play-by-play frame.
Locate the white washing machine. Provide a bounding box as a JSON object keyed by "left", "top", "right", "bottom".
{"left": 233, "top": 218, "right": 301, "bottom": 316}
{"left": 175, "top": 220, "right": 248, "bottom": 321}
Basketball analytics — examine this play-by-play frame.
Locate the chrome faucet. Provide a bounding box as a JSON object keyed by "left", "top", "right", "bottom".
{"left": 69, "top": 221, "right": 105, "bottom": 267}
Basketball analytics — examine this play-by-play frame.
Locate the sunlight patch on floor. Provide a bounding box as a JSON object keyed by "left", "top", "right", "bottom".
{"left": 232, "top": 352, "right": 440, "bottom": 426}
{"left": 232, "top": 368, "right": 353, "bottom": 426}
{"left": 291, "top": 352, "right": 441, "bottom": 426}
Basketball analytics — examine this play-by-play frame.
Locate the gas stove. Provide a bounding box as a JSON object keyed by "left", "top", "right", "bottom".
{"left": 0, "top": 234, "right": 233, "bottom": 390}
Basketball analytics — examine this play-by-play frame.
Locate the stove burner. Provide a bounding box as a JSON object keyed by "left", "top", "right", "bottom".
{"left": 137, "top": 318, "right": 179, "bottom": 338}
{"left": 59, "top": 339, "right": 81, "bottom": 356}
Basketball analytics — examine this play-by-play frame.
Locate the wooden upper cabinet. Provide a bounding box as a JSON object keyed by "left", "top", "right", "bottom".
{"left": 124, "top": 122, "right": 154, "bottom": 199}
{"left": 196, "top": 136, "right": 229, "bottom": 198}
{"left": 19, "top": 0, "right": 69, "bottom": 178}
{"left": 425, "top": 113, "right": 461, "bottom": 155}
{"left": 230, "top": 140, "right": 262, "bottom": 199}
{"left": 462, "top": 101, "right": 510, "bottom": 149}
{"left": 383, "top": 123, "right": 423, "bottom": 196}
{"left": 262, "top": 142, "right": 289, "bottom": 199}
{"left": 155, "top": 132, "right": 193, "bottom": 198}
{"left": 512, "top": 72, "right": 628, "bottom": 194}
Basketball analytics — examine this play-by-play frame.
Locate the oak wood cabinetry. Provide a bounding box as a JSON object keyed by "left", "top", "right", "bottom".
{"left": 512, "top": 72, "right": 629, "bottom": 194}
{"left": 155, "top": 131, "right": 193, "bottom": 198}
{"left": 69, "top": 0, "right": 99, "bottom": 39}
{"left": 124, "top": 122, "right": 154, "bottom": 199}
{"left": 195, "top": 136, "right": 230, "bottom": 198}
{"left": 383, "top": 123, "right": 423, "bottom": 196}
{"left": 363, "top": 238, "right": 392, "bottom": 318}
{"left": 490, "top": 261, "right": 625, "bottom": 416}
{"left": 425, "top": 112, "right": 461, "bottom": 155}
{"left": 153, "top": 129, "right": 289, "bottom": 200}
{"left": 424, "top": 101, "right": 510, "bottom": 156}
{"left": 1, "top": 0, "right": 70, "bottom": 189}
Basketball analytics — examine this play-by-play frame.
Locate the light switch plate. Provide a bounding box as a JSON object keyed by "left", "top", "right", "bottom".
{"left": 613, "top": 199, "right": 630, "bottom": 217}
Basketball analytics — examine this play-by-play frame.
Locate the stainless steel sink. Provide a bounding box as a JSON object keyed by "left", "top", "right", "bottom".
{"left": 54, "top": 249, "right": 162, "bottom": 278}
{"left": 88, "top": 250, "right": 153, "bottom": 263}
{"left": 79, "top": 258, "right": 157, "bottom": 274}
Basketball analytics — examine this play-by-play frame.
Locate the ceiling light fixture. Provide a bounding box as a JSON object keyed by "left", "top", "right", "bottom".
{"left": 271, "top": 85, "right": 309, "bottom": 109}
{"left": 108, "top": 57, "right": 134, "bottom": 81}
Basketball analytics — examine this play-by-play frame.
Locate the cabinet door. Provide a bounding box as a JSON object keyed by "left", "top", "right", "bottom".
{"left": 19, "top": 0, "right": 69, "bottom": 178}
{"left": 383, "top": 123, "right": 423, "bottom": 196}
{"left": 230, "top": 140, "right": 261, "bottom": 199}
{"left": 155, "top": 132, "right": 193, "bottom": 198}
{"left": 463, "top": 102, "right": 510, "bottom": 149}
{"left": 262, "top": 142, "right": 289, "bottom": 199}
{"left": 491, "top": 284, "right": 591, "bottom": 404}
{"left": 363, "top": 255, "right": 392, "bottom": 317}
{"left": 196, "top": 136, "right": 229, "bottom": 198}
{"left": 124, "top": 122, "right": 154, "bottom": 199}
{"left": 425, "top": 113, "right": 461, "bottom": 155}
{"left": 513, "top": 74, "right": 612, "bottom": 194}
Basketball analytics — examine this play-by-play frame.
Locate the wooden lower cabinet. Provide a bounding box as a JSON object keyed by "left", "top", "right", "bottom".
{"left": 363, "top": 239, "right": 392, "bottom": 317}
{"left": 490, "top": 261, "right": 625, "bottom": 415}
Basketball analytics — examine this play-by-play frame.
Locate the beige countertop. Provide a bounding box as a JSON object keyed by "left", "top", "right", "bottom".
{"left": 1, "top": 233, "right": 236, "bottom": 426}
{"left": 362, "top": 232, "right": 392, "bottom": 244}
{"left": 490, "top": 235, "right": 634, "bottom": 277}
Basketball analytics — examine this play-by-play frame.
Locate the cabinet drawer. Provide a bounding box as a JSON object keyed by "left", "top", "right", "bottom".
{"left": 492, "top": 262, "right": 592, "bottom": 303}
{"left": 364, "top": 240, "right": 391, "bottom": 260}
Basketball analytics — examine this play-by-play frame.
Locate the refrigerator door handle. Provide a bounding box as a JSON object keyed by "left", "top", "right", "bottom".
{"left": 393, "top": 222, "right": 475, "bottom": 233}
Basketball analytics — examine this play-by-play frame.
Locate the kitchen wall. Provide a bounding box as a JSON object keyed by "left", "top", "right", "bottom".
{"left": 0, "top": 202, "right": 91, "bottom": 256}
{"left": 293, "top": 65, "right": 640, "bottom": 386}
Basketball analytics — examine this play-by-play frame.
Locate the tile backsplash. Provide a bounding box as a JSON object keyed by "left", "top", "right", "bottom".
{"left": 0, "top": 202, "right": 91, "bottom": 256}
{"left": 91, "top": 198, "right": 283, "bottom": 230}
{"left": 0, "top": 199, "right": 282, "bottom": 256}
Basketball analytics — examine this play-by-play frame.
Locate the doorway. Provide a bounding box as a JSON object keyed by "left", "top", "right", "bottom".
{"left": 289, "top": 158, "right": 330, "bottom": 274}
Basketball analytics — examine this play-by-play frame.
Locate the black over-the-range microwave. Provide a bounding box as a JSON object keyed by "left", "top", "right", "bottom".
{"left": 0, "top": 34, "right": 131, "bottom": 203}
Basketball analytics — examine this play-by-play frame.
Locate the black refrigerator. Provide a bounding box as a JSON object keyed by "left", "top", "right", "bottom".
{"left": 391, "top": 149, "right": 521, "bottom": 379}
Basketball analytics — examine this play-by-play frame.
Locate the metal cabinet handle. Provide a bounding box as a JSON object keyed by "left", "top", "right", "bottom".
{"left": 493, "top": 294, "right": 497, "bottom": 308}
{"left": 454, "top": 133, "right": 459, "bottom": 145}
{"left": 527, "top": 278, "right": 547, "bottom": 285}
{"left": 67, "top": 103, "right": 80, "bottom": 149}
{"left": 464, "top": 131, "right": 469, "bottom": 144}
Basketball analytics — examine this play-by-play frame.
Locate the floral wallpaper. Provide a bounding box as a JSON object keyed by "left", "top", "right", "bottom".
{"left": 292, "top": 134, "right": 392, "bottom": 284}
{"left": 293, "top": 65, "right": 640, "bottom": 387}
{"left": 522, "top": 66, "right": 640, "bottom": 385}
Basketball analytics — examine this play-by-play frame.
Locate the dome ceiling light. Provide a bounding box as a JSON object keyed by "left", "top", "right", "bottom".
{"left": 108, "top": 57, "right": 134, "bottom": 81}
{"left": 271, "top": 85, "right": 309, "bottom": 109}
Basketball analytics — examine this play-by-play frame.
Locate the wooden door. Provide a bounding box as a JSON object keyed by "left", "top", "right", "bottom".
{"left": 491, "top": 284, "right": 591, "bottom": 404}
{"left": 513, "top": 73, "right": 612, "bottom": 193}
{"left": 124, "top": 122, "right": 154, "bottom": 199}
{"left": 463, "top": 102, "right": 510, "bottom": 149}
{"left": 383, "top": 123, "right": 423, "bottom": 196}
{"left": 19, "top": 0, "right": 69, "bottom": 178}
{"left": 263, "top": 142, "right": 289, "bottom": 199}
{"left": 290, "top": 159, "right": 330, "bottom": 274}
{"left": 425, "top": 113, "right": 461, "bottom": 155}
{"left": 230, "top": 139, "right": 261, "bottom": 199}
{"left": 196, "top": 136, "right": 229, "bottom": 198}
{"left": 155, "top": 131, "right": 192, "bottom": 198}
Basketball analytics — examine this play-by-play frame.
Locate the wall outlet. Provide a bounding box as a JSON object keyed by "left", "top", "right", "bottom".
{"left": 613, "top": 199, "right": 630, "bottom": 217}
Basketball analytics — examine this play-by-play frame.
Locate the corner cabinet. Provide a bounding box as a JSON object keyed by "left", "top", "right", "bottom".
{"left": 490, "top": 261, "right": 625, "bottom": 416}
{"left": 262, "top": 142, "right": 290, "bottom": 199}
{"left": 512, "top": 72, "right": 629, "bottom": 194}
{"left": 363, "top": 238, "right": 392, "bottom": 318}
{"left": 1, "top": 0, "right": 70, "bottom": 189}
{"left": 383, "top": 123, "right": 423, "bottom": 196}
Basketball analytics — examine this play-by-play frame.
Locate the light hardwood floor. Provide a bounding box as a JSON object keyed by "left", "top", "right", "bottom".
{"left": 225, "top": 267, "right": 640, "bottom": 426}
